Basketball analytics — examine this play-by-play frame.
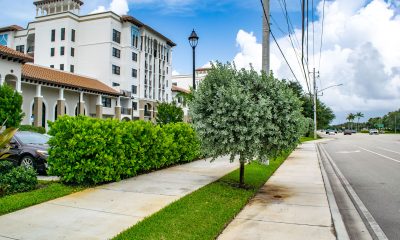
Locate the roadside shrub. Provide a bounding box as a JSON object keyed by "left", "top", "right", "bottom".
{"left": 0, "top": 166, "right": 37, "bottom": 195}
{"left": 47, "top": 116, "right": 200, "bottom": 184}
{"left": 0, "top": 161, "right": 14, "bottom": 175}
{"left": 19, "top": 125, "right": 46, "bottom": 134}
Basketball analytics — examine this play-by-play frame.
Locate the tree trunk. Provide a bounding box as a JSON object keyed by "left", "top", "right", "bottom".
{"left": 239, "top": 161, "right": 245, "bottom": 187}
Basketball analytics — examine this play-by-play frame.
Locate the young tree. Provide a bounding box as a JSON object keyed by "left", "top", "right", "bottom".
{"left": 156, "top": 102, "right": 184, "bottom": 125}
{"left": 0, "top": 84, "right": 24, "bottom": 128}
{"left": 189, "top": 63, "right": 306, "bottom": 186}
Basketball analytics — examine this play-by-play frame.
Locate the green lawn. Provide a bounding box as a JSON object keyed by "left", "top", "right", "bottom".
{"left": 0, "top": 181, "right": 85, "bottom": 216}
{"left": 300, "top": 136, "right": 321, "bottom": 143}
{"left": 113, "top": 151, "right": 291, "bottom": 240}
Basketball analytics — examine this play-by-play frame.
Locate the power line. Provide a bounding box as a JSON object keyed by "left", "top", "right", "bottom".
{"left": 312, "top": 0, "right": 315, "bottom": 67}
{"left": 301, "top": 0, "right": 312, "bottom": 95}
{"left": 277, "top": 0, "right": 312, "bottom": 95}
{"left": 318, "top": 0, "right": 326, "bottom": 72}
{"left": 260, "top": 0, "right": 302, "bottom": 86}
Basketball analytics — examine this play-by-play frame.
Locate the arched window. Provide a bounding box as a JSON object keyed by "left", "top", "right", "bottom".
{"left": 54, "top": 104, "right": 67, "bottom": 121}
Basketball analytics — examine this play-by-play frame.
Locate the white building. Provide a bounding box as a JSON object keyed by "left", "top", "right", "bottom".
{"left": 171, "top": 67, "right": 211, "bottom": 121}
{"left": 0, "top": 0, "right": 175, "bottom": 125}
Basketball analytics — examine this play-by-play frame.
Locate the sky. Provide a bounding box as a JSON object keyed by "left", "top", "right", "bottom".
{"left": 0, "top": 0, "right": 399, "bottom": 124}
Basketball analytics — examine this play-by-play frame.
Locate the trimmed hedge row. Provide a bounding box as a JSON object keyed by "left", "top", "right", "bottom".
{"left": 19, "top": 125, "right": 46, "bottom": 134}
{"left": 0, "top": 161, "right": 38, "bottom": 196}
{"left": 47, "top": 116, "right": 200, "bottom": 184}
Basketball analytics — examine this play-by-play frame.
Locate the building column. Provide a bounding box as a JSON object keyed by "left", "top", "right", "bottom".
{"left": 115, "top": 97, "right": 121, "bottom": 120}
{"left": 96, "top": 95, "right": 103, "bottom": 119}
{"left": 57, "top": 88, "right": 65, "bottom": 117}
{"left": 34, "top": 85, "right": 43, "bottom": 127}
{"left": 139, "top": 100, "right": 145, "bottom": 120}
{"left": 79, "top": 91, "right": 85, "bottom": 115}
{"left": 16, "top": 77, "right": 22, "bottom": 93}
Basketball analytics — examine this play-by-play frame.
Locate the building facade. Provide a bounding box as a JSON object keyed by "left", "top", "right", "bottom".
{"left": 0, "top": 0, "right": 175, "bottom": 124}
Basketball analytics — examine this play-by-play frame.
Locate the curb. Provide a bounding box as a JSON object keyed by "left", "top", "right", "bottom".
{"left": 316, "top": 143, "right": 350, "bottom": 240}
{"left": 318, "top": 143, "right": 389, "bottom": 240}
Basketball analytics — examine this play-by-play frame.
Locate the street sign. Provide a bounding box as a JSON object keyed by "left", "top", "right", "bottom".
{"left": 376, "top": 124, "right": 384, "bottom": 128}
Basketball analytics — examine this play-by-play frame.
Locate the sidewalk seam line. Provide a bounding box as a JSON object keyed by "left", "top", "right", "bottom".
{"left": 46, "top": 202, "right": 143, "bottom": 218}
{"left": 234, "top": 217, "right": 332, "bottom": 228}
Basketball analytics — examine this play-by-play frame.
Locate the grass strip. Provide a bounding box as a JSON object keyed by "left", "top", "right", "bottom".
{"left": 300, "top": 136, "right": 321, "bottom": 142}
{"left": 0, "top": 182, "right": 85, "bottom": 216}
{"left": 113, "top": 151, "right": 291, "bottom": 240}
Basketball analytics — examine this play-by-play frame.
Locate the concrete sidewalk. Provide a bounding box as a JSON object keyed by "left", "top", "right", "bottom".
{"left": 218, "top": 142, "right": 336, "bottom": 240}
{"left": 0, "top": 157, "right": 239, "bottom": 240}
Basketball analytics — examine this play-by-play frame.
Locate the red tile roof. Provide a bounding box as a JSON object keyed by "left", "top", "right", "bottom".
{"left": 0, "top": 45, "right": 34, "bottom": 63}
{"left": 195, "top": 67, "right": 212, "bottom": 72}
{"left": 22, "top": 64, "right": 120, "bottom": 96}
{"left": 171, "top": 85, "right": 191, "bottom": 94}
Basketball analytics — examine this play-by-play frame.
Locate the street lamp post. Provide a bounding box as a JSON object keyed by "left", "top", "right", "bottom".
{"left": 188, "top": 29, "right": 199, "bottom": 90}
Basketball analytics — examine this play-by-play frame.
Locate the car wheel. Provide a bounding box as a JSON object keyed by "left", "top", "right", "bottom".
{"left": 20, "top": 155, "right": 34, "bottom": 169}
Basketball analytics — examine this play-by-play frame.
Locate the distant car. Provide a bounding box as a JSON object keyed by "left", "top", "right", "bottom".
{"left": 326, "top": 129, "right": 332, "bottom": 134}
{"left": 369, "top": 129, "right": 379, "bottom": 135}
{"left": 328, "top": 130, "right": 336, "bottom": 135}
{"left": 344, "top": 129, "right": 352, "bottom": 135}
{"left": 5, "top": 131, "right": 50, "bottom": 174}
{"left": 351, "top": 130, "right": 357, "bottom": 134}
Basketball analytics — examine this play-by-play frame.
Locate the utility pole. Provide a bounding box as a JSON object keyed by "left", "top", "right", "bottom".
{"left": 312, "top": 67, "right": 318, "bottom": 139}
{"left": 262, "top": 0, "right": 270, "bottom": 74}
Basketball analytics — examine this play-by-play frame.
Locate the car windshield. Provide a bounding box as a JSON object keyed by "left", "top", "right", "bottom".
{"left": 16, "top": 132, "right": 49, "bottom": 145}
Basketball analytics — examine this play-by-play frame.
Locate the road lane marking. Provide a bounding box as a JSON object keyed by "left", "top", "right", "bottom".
{"left": 358, "top": 147, "right": 400, "bottom": 164}
{"left": 319, "top": 144, "right": 389, "bottom": 240}
{"left": 336, "top": 150, "right": 361, "bottom": 154}
{"left": 377, "top": 147, "right": 400, "bottom": 156}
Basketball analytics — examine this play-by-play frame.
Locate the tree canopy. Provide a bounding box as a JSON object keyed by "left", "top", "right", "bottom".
{"left": 156, "top": 102, "right": 184, "bottom": 125}
{"left": 0, "top": 84, "right": 24, "bottom": 128}
{"left": 189, "top": 63, "right": 307, "bottom": 185}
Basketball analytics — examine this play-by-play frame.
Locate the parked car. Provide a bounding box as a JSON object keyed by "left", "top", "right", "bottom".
{"left": 6, "top": 131, "right": 50, "bottom": 174}
{"left": 351, "top": 130, "right": 357, "bottom": 134}
{"left": 344, "top": 129, "right": 352, "bottom": 135}
{"left": 369, "top": 129, "right": 379, "bottom": 135}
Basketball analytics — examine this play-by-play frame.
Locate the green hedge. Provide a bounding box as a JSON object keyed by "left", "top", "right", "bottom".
{"left": 47, "top": 116, "right": 200, "bottom": 184}
{"left": 19, "top": 125, "right": 46, "bottom": 134}
{"left": 0, "top": 161, "right": 38, "bottom": 196}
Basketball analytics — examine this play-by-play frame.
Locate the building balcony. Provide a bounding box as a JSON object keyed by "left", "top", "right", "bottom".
{"left": 121, "top": 108, "right": 131, "bottom": 115}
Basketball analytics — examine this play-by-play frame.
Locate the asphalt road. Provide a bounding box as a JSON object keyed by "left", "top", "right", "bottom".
{"left": 321, "top": 133, "right": 400, "bottom": 240}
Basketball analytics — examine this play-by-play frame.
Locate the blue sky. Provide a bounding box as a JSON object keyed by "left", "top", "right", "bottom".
{"left": 1, "top": 0, "right": 399, "bottom": 125}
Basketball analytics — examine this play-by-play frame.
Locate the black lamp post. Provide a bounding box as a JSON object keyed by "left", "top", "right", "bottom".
{"left": 188, "top": 29, "right": 199, "bottom": 90}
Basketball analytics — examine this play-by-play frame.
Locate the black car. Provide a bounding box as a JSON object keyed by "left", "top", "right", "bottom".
{"left": 6, "top": 131, "right": 50, "bottom": 174}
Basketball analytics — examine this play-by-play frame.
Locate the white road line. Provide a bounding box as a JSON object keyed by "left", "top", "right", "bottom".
{"left": 377, "top": 147, "right": 400, "bottom": 156}
{"left": 319, "top": 144, "right": 389, "bottom": 240}
{"left": 358, "top": 147, "right": 400, "bottom": 164}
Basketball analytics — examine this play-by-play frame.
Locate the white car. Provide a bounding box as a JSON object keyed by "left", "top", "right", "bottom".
{"left": 328, "top": 130, "right": 336, "bottom": 135}
{"left": 369, "top": 129, "right": 379, "bottom": 135}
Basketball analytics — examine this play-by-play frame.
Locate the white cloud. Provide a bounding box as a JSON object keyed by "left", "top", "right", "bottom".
{"left": 90, "top": 0, "right": 129, "bottom": 16}
{"left": 232, "top": 30, "right": 262, "bottom": 71}
{"left": 231, "top": 0, "right": 400, "bottom": 124}
{"left": 172, "top": 70, "right": 180, "bottom": 75}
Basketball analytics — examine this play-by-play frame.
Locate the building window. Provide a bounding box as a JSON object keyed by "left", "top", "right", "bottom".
{"left": 132, "top": 102, "right": 138, "bottom": 111}
{"left": 71, "top": 47, "right": 75, "bottom": 57}
{"left": 60, "top": 46, "right": 65, "bottom": 56}
{"left": 60, "top": 64, "right": 64, "bottom": 70}
{"left": 51, "top": 29, "right": 56, "bottom": 42}
{"left": 112, "top": 82, "right": 120, "bottom": 87}
{"left": 112, "top": 65, "right": 120, "bottom": 75}
{"left": 131, "top": 85, "right": 137, "bottom": 94}
{"left": 0, "top": 34, "right": 8, "bottom": 46}
{"left": 131, "top": 26, "right": 140, "bottom": 48}
{"left": 112, "top": 29, "right": 121, "bottom": 43}
{"left": 50, "top": 48, "right": 55, "bottom": 57}
{"left": 70, "top": 65, "right": 74, "bottom": 73}
{"left": 16, "top": 45, "right": 25, "bottom": 53}
{"left": 61, "top": 28, "right": 65, "bottom": 41}
{"left": 71, "top": 29, "right": 76, "bottom": 42}
{"left": 102, "top": 97, "right": 112, "bottom": 108}
{"left": 132, "top": 52, "right": 138, "bottom": 62}
{"left": 112, "top": 47, "right": 121, "bottom": 58}
{"left": 132, "top": 69, "right": 137, "bottom": 78}
{"left": 50, "top": 65, "right": 54, "bottom": 68}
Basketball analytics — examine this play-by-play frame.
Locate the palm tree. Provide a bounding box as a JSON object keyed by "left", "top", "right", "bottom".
{"left": 355, "top": 112, "right": 364, "bottom": 132}
{"left": 346, "top": 113, "right": 355, "bottom": 130}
